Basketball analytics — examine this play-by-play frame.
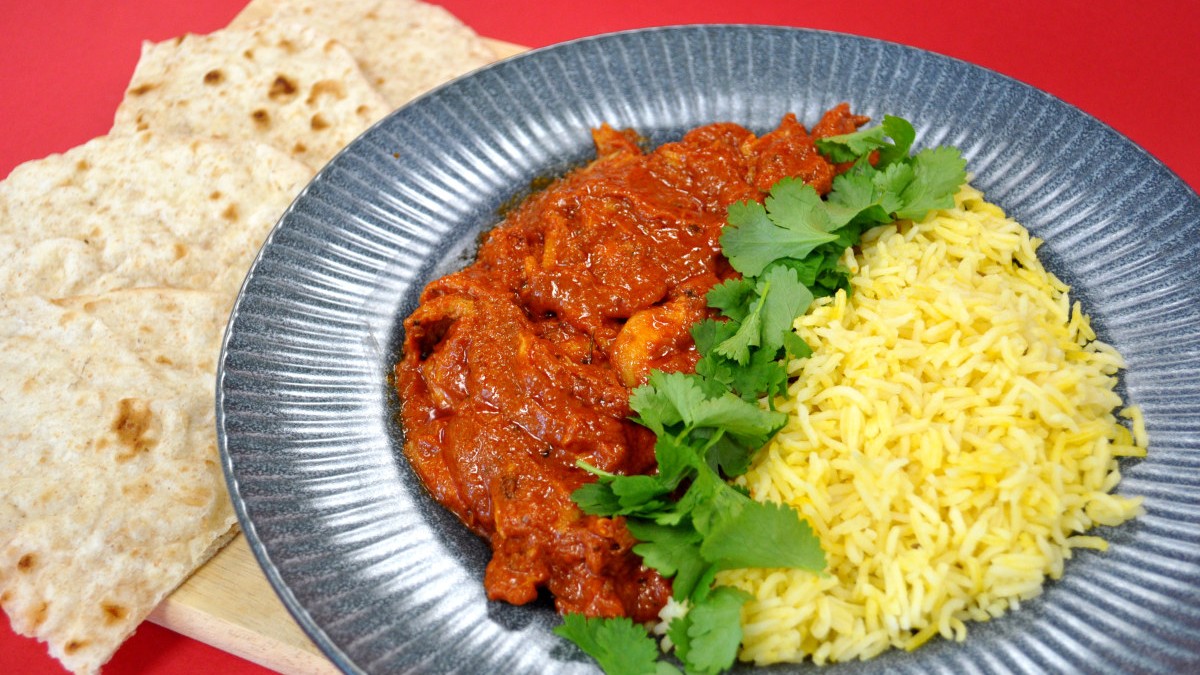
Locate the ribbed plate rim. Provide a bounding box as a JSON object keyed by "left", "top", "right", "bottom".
{"left": 217, "top": 24, "right": 1200, "bottom": 675}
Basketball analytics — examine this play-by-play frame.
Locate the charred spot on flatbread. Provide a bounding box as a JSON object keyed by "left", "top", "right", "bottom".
{"left": 110, "top": 398, "right": 159, "bottom": 462}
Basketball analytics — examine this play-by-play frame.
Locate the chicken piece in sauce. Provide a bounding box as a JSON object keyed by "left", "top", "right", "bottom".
{"left": 395, "top": 105, "right": 865, "bottom": 623}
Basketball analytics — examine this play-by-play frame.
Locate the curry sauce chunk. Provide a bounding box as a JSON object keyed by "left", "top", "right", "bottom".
{"left": 395, "top": 108, "right": 865, "bottom": 622}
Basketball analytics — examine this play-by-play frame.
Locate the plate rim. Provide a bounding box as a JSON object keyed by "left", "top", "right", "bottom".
{"left": 217, "top": 23, "right": 1200, "bottom": 674}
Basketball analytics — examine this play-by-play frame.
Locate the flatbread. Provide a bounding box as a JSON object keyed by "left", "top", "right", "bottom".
{"left": 0, "top": 131, "right": 312, "bottom": 302}
{"left": 0, "top": 128, "right": 309, "bottom": 674}
{"left": 1, "top": 5, "right": 493, "bottom": 671}
{"left": 0, "top": 289, "right": 236, "bottom": 675}
{"left": 232, "top": 0, "right": 497, "bottom": 107}
{"left": 111, "top": 22, "right": 390, "bottom": 170}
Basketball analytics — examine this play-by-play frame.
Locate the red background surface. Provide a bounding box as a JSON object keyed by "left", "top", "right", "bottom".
{"left": 1, "top": 1, "right": 1196, "bottom": 674}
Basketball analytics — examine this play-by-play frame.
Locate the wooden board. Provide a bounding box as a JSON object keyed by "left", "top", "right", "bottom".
{"left": 484, "top": 37, "right": 529, "bottom": 61}
{"left": 149, "top": 37, "right": 528, "bottom": 675}
{"left": 149, "top": 533, "right": 336, "bottom": 675}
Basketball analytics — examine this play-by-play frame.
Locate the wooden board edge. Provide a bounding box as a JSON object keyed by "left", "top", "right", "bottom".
{"left": 148, "top": 592, "right": 338, "bottom": 675}
{"left": 152, "top": 534, "right": 334, "bottom": 673}
{"left": 483, "top": 37, "right": 529, "bottom": 60}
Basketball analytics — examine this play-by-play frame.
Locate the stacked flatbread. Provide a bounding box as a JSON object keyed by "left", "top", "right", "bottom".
{"left": 0, "top": 2, "right": 497, "bottom": 673}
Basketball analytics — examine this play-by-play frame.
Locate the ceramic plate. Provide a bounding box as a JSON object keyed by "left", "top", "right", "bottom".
{"left": 218, "top": 25, "right": 1200, "bottom": 674}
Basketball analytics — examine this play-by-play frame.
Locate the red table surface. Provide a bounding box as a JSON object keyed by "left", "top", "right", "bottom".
{"left": 1, "top": 1, "right": 1196, "bottom": 674}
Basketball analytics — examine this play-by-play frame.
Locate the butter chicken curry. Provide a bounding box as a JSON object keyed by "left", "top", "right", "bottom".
{"left": 395, "top": 105, "right": 867, "bottom": 623}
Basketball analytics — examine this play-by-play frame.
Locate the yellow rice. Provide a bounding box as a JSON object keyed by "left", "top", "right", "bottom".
{"left": 717, "top": 184, "right": 1147, "bottom": 665}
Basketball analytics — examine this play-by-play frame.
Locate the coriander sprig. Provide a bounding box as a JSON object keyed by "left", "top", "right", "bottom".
{"left": 556, "top": 114, "right": 966, "bottom": 675}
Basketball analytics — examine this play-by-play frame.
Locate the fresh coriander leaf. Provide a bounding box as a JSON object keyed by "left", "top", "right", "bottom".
{"left": 693, "top": 319, "right": 739, "bottom": 388}
{"left": 554, "top": 614, "right": 667, "bottom": 675}
{"left": 626, "top": 519, "right": 714, "bottom": 602}
{"left": 764, "top": 255, "right": 820, "bottom": 289}
{"left": 893, "top": 146, "right": 968, "bottom": 220}
{"left": 717, "top": 347, "right": 789, "bottom": 403}
{"left": 700, "top": 331, "right": 792, "bottom": 398}
{"left": 757, "top": 265, "right": 813, "bottom": 354}
{"left": 782, "top": 331, "right": 812, "bottom": 359}
{"left": 823, "top": 183, "right": 883, "bottom": 230}
{"left": 713, "top": 261, "right": 809, "bottom": 367}
{"left": 690, "top": 392, "right": 787, "bottom": 444}
{"left": 704, "top": 433, "right": 755, "bottom": 478}
{"left": 721, "top": 200, "right": 776, "bottom": 275}
{"left": 827, "top": 143, "right": 965, "bottom": 226}
{"left": 690, "top": 318, "right": 731, "bottom": 354}
{"left": 653, "top": 433, "right": 701, "bottom": 490}
{"left": 695, "top": 372, "right": 731, "bottom": 399}
{"left": 663, "top": 465, "right": 737, "bottom": 535}
{"left": 830, "top": 218, "right": 871, "bottom": 249}
{"left": 814, "top": 115, "right": 916, "bottom": 167}
{"left": 811, "top": 271, "right": 849, "bottom": 298}
{"left": 815, "top": 125, "right": 890, "bottom": 163}
{"left": 668, "top": 586, "right": 752, "bottom": 675}
{"left": 807, "top": 234, "right": 860, "bottom": 293}
{"left": 625, "top": 519, "right": 702, "bottom": 574}
{"left": 629, "top": 387, "right": 677, "bottom": 436}
{"left": 693, "top": 354, "right": 733, "bottom": 392}
{"left": 765, "top": 248, "right": 849, "bottom": 298}
{"left": 876, "top": 115, "right": 917, "bottom": 166}
{"left": 824, "top": 163, "right": 892, "bottom": 226}
{"left": 630, "top": 371, "right": 707, "bottom": 433}
{"left": 688, "top": 469, "right": 752, "bottom": 537}
{"left": 645, "top": 457, "right": 726, "bottom": 530}
{"left": 701, "top": 500, "right": 826, "bottom": 572}
{"left": 713, "top": 289, "right": 764, "bottom": 365}
{"left": 726, "top": 482, "right": 753, "bottom": 499}
{"left": 572, "top": 461, "right": 673, "bottom": 517}
{"left": 695, "top": 343, "right": 790, "bottom": 404}
{"left": 648, "top": 492, "right": 694, "bottom": 527}
{"left": 763, "top": 177, "right": 838, "bottom": 234}
{"left": 819, "top": 117, "right": 965, "bottom": 230}
{"left": 640, "top": 371, "right": 716, "bottom": 429}
{"left": 721, "top": 197, "right": 837, "bottom": 277}
{"left": 666, "top": 614, "right": 693, "bottom": 666}
{"left": 570, "top": 480, "right": 623, "bottom": 516}
{"left": 705, "top": 278, "right": 756, "bottom": 322}
{"left": 826, "top": 160, "right": 911, "bottom": 229}
{"left": 871, "top": 160, "right": 917, "bottom": 215}
{"left": 611, "top": 474, "right": 673, "bottom": 512}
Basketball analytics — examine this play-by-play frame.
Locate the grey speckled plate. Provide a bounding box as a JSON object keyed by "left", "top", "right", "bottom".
{"left": 217, "top": 25, "right": 1200, "bottom": 674}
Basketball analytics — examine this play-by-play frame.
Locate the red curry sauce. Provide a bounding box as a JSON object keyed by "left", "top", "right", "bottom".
{"left": 395, "top": 105, "right": 866, "bottom": 623}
